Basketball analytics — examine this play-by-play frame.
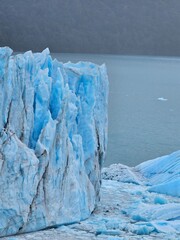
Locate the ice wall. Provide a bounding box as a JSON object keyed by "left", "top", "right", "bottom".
{"left": 0, "top": 47, "right": 108, "bottom": 237}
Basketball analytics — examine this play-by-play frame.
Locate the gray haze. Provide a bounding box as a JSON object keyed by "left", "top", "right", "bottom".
{"left": 1, "top": 0, "right": 180, "bottom": 56}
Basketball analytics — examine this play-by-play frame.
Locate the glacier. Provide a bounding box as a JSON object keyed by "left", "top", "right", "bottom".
{"left": 0, "top": 47, "right": 108, "bottom": 237}
{"left": 1, "top": 150, "right": 179, "bottom": 239}
{"left": 136, "top": 150, "right": 180, "bottom": 197}
{"left": 0, "top": 46, "right": 179, "bottom": 239}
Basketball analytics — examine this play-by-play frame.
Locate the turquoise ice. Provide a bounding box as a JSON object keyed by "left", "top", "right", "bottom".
{"left": 136, "top": 150, "right": 180, "bottom": 197}
{"left": 0, "top": 47, "right": 108, "bottom": 237}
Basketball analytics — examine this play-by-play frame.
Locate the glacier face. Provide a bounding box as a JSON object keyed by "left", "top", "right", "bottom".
{"left": 0, "top": 47, "right": 108, "bottom": 237}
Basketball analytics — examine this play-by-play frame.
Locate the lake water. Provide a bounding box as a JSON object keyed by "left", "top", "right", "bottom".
{"left": 53, "top": 53, "right": 180, "bottom": 167}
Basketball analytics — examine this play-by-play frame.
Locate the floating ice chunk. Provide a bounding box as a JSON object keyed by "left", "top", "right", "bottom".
{"left": 154, "top": 196, "right": 168, "bottom": 205}
{"left": 157, "top": 97, "right": 168, "bottom": 101}
{"left": 129, "top": 203, "right": 180, "bottom": 222}
{"left": 132, "top": 224, "right": 155, "bottom": 235}
{"left": 151, "top": 221, "right": 180, "bottom": 234}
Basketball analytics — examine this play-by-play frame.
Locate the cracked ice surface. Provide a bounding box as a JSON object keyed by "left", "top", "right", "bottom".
{"left": 0, "top": 47, "right": 108, "bottom": 237}
{"left": 136, "top": 150, "right": 180, "bottom": 197}
{"left": 2, "top": 151, "right": 180, "bottom": 239}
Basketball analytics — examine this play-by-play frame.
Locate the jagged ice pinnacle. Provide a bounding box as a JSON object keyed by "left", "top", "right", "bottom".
{"left": 0, "top": 47, "right": 108, "bottom": 237}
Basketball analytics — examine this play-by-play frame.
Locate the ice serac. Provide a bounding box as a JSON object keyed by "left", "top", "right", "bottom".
{"left": 0, "top": 47, "right": 108, "bottom": 237}
{"left": 136, "top": 150, "right": 180, "bottom": 197}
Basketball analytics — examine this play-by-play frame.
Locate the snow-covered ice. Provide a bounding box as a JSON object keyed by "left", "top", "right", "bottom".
{"left": 0, "top": 47, "right": 108, "bottom": 237}
{"left": 2, "top": 151, "right": 179, "bottom": 239}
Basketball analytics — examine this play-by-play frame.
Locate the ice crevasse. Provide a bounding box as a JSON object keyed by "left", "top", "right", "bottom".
{"left": 0, "top": 47, "right": 108, "bottom": 237}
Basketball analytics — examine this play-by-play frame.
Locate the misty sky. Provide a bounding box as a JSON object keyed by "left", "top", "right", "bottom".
{"left": 1, "top": 0, "right": 180, "bottom": 56}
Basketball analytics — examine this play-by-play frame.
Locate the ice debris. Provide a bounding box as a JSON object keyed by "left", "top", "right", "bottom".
{"left": 0, "top": 47, "right": 108, "bottom": 237}
{"left": 102, "top": 163, "right": 143, "bottom": 185}
{"left": 1, "top": 150, "right": 180, "bottom": 239}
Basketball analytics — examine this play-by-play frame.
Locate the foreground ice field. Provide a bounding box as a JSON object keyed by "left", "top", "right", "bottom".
{"left": 3, "top": 151, "right": 180, "bottom": 240}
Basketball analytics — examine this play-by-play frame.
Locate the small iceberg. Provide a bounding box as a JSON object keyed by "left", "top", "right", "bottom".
{"left": 157, "top": 97, "right": 168, "bottom": 101}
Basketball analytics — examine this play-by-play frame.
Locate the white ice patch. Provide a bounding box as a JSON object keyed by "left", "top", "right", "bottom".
{"left": 157, "top": 97, "right": 168, "bottom": 101}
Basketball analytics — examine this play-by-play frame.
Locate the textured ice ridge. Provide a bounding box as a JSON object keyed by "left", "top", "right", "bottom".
{"left": 0, "top": 47, "right": 108, "bottom": 237}
{"left": 136, "top": 150, "right": 180, "bottom": 197}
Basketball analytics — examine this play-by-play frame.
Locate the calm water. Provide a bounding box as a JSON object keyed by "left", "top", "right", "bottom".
{"left": 53, "top": 53, "right": 180, "bottom": 167}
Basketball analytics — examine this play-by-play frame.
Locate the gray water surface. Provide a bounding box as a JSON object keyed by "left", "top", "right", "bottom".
{"left": 53, "top": 53, "right": 180, "bottom": 167}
